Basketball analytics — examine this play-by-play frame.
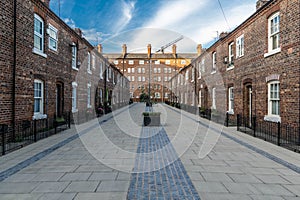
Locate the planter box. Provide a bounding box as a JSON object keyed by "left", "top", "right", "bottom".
{"left": 143, "top": 112, "right": 161, "bottom": 126}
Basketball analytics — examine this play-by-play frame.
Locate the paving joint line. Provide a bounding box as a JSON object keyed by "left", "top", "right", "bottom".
{"left": 165, "top": 104, "right": 300, "bottom": 174}
{"left": 0, "top": 104, "right": 137, "bottom": 182}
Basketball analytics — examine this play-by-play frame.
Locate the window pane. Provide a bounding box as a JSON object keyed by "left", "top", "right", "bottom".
{"left": 34, "top": 99, "right": 40, "bottom": 112}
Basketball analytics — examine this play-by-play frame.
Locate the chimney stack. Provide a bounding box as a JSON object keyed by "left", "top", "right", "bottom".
{"left": 41, "top": 0, "right": 50, "bottom": 7}
{"left": 172, "top": 44, "right": 177, "bottom": 56}
{"left": 97, "top": 44, "right": 103, "bottom": 54}
{"left": 219, "top": 32, "right": 228, "bottom": 39}
{"left": 197, "top": 44, "right": 202, "bottom": 56}
{"left": 74, "top": 28, "right": 82, "bottom": 37}
{"left": 256, "top": 0, "right": 269, "bottom": 10}
{"left": 147, "top": 44, "right": 151, "bottom": 58}
{"left": 122, "top": 44, "right": 127, "bottom": 57}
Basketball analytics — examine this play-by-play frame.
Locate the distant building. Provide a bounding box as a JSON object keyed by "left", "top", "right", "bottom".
{"left": 105, "top": 44, "right": 199, "bottom": 102}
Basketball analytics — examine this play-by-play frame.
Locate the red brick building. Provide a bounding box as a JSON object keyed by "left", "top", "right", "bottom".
{"left": 171, "top": 0, "right": 300, "bottom": 126}
{"left": 105, "top": 44, "right": 198, "bottom": 102}
{"left": 0, "top": 0, "right": 129, "bottom": 135}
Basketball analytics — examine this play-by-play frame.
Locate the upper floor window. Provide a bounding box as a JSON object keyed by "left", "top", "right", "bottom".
{"left": 92, "top": 54, "right": 96, "bottom": 69}
{"left": 34, "top": 14, "right": 45, "bottom": 54}
{"left": 142, "top": 68, "right": 145, "bottom": 73}
{"left": 71, "top": 43, "right": 77, "bottom": 70}
{"left": 139, "top": 60, "right": 144, "bottom": 65}
{"left": 131, "top": 68, "right": 135, "bottom": 73}
{"left": 87, "top": 52, "right": 91, "bottom": 73}
{"left": 153, "top": 68, "right": 157, "bottom": 73}
{"left": 212, "top": 52, "right": 217, "bottom": 72}
{"left": 138, "top": 68, "right": 141, "bottom": 73}
{"left": 181, "top": 60, "right": 186, "bottom": 65}
{"left": 191, "top": 68, "right": 195, "bottom": 81}
{"left": 114, "top": 60, "right": 119, "bottom": 65}
{"left": 48, "top": 24, "right": 58, "bottom": 51}
{"left": 165, "top": 60, "right": 170, "bottom": 65}
{"left": 268, "top": 12, "right": 280, "bottom": 53}
{"left": 168, "top": 68, "right": 171, "bottom": 73}
{"left": 236, "top": 35, "right": 244, "bottom": 58}
{"left": 155, "top": 60, "right": 160, "bottom": 65}
{"left": 129, "top": 60, "right": 134, "bottom": 65}
{"left": 157, "top": 68, "right": 161, "bottom": 73}
{"left": 228, "top": 42, "right": 234, "bottom": 67}
{"left": 128, "top": 68, "right": 131, "bottom": 73}
{"left": 100, "top": 62, "right": 103, "bottom": 79}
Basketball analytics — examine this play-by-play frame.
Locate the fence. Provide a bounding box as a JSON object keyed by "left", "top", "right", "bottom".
{"left": 237, "top": 114, "right": 300, "bottom": 152}
{"left": 0, "top": 112, "right": 71, "bottom": 156}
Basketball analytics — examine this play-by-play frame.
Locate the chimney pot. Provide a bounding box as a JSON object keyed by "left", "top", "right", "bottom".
{"left": 97, "top": 44, "right": 103, "bottom": 54}
{"left": 41, "top": 0, "right": 50, "bottom": 7}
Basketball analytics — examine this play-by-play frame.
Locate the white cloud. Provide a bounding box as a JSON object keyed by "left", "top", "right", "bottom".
{"left": 122, "top": 1, "right": 256, "bottom": 52}
{"left": 64, "top": 18, "right": 76, "bottom": 29}
{"left": 113, "top": 0, "right": 136, "bottom": 33}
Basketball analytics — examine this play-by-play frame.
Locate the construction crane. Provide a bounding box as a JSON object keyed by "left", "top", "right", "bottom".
{"left": 156, "top": 35, "right": 184, "bottom": 54}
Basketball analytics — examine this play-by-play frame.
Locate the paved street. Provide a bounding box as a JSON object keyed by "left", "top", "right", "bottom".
{"left": 0, "top": 103, "right": 299, "bottom": 200}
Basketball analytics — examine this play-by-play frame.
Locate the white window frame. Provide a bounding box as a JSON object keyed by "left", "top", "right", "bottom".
{"left": 228, "top": 42, "right": 234, "bottom": 70}
{"left": 131, "top": 76, "right": 135, "bottom": 81}
{"left": 191, "top": 68, "right": 195, "bottom": 82}
{"left": 153, "top": 68, "right": 157, "bottom": 73}
{"left": 87, "top": 83, "right": 92, "bottom": 108}
{"left": 100, "top": 62, "right": 103, "bottom": 79}
{"left": 138, "top": 76, "right": 141, "bottom": 82}
{"left": 87, "top": 52, "right": 92, "bottom": 73}
{"left": 155, "top": 60, "right": 160, "bottom": 65}
{"left": 157, "top": 76, "right": 161, "bottom": 82}
{"left": 92, "top": 54, "right": 96, "bottom": 69}
{"left": 168, "top": 68, "right": 171, "bottom": 73}
{"left": 198, "top": 90, "right": 202, "bottom": 107}
{"left": 138, "top": 68, "right": 141, "bottom": 73}
{"left": 33, "top": 14, "right": 47, "bottom": 57}
{"left": 212, "top": 52, "right": 217, "bottom": 72}
{"left": 71, "top": 43, "right": 77, "bottom": 70}
{"left": 33, "top": 79, "right": 47, "bottom": 119}
{"left": 139, "top": 60, "right": 144, "bottom": 65}
{"left": 114, "top": 60, "right": 119, "bottom": 65}
{"left": 48, "top": 24, "right": 58, "bottom": 51}
{"left": 264, "top": 81, "right": 281, "bottom": 122}
{"left": 165, "top": 60, "right": 170, "bottom": 65}
{"left": 142, "top": 76, "right": 146, "bottom": 82}
{"left": 212, "top": 87, "right": 216, "bottom": 109}
{"left": 265, "top": 12, "right": 281, "bottom": 57}
{"left": 72, "top": 82, "right": 78, "bottom": 112}
{"left": 228, "top": 87, "right": 234, "bottom": 113}
{"left": 181, "top": 60, "right": 186, "bottom": 65}
{"left": 128, "top": 68, "right": 131, "bottom": 73}
{"left": 142, "top": 68, "right": 145, "bottom": 73}
{"left": 236, "top": 35, "right": 244, "bottom": 58}
{"left": 129, "top": 60, "right": 134, "bottom": 65}
{"left": 157, "top": 68, "right": 161, "bottom": 73}
{"left": 131, "top": 68, "right": 135, "bottom": 73}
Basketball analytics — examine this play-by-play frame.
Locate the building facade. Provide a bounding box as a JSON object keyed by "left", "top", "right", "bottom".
{"left": 0, "top": 0, "right": 129, "bottom": 138}
{"left": 105, "top": 44, "right": 198, "bottom": 102}
{"left": 170, "top": 0, "right": 300, "bottom": 126}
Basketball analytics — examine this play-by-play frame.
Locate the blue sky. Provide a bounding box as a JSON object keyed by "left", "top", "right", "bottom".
{"left": 50, "top": 0, "right": 256, "bottom": 53}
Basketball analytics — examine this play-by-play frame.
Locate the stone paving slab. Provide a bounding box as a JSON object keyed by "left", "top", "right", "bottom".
{"left": 0, "top": 103, "right": 299, "bottom": 199}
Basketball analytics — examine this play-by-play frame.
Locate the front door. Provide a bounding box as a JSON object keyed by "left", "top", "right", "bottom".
{"left": 244, "top": 84, "right": 252, "bottom": 127}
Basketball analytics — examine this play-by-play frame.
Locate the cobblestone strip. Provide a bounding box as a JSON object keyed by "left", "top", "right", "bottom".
{"left": 0, "top": 104, "right": 136, "bottom": 182}
{"left": 127, "top": 127, "right": 201, "bottom": 200}
{"left": 166, "top": 105, "right": 300, "bottom": 174}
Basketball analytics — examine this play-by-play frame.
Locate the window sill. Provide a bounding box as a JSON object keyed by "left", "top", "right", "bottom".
{"left": 32, "top": 49, "right": 47, "bottom": 58}
{"left": 32, "top": 114, "right": 47, "bottom": 120}
{"left": 226, "top": 66, "right": 235, "bottom": 71}
{"left": 72, "top": 67, "right": 79, "bottom": 71}
{"left": 264, "top": 115, "right": 281, "bottom": 123}
{"left": 211, "top": 71, "right": 216, "bottom": 75}
{"left": 87, "top": 105, "right": 92, "bottom": 109}
{"left": 72, "top": 109, "right": 78, "bottom": 113}
{"left": 198, "top": 77, "right": 201, "bottom": 80}
{"left": 227, "top": 110, "right": 234, "bottom": 115}
{"left": 264, "top": 48, "right": 281, "bottom": 58}
{"left": 87, "top": 70, "right": 92, "bottom": 74}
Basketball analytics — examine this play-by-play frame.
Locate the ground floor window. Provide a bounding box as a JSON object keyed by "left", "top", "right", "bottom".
{"left": 87, "top": 83, "right": 91, "bottom": 108}
{"left": 228, "top": 87, "right": 234, "bottom": 113}
{"left": 268, "top": 81, "right": 280, "bottom": 116}
{"left": 72, "top": 82, "right": 78, "bottom": 112}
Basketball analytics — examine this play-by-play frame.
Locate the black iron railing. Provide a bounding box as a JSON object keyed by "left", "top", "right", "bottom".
{"left": 0, "top": 112, "right": 71, "bottom": 156}
{"left": 237, "top": 114, "right": 300, "bottom": 153}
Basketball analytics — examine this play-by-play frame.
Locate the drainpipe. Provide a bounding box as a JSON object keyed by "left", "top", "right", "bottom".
{"left": 12, "top": 0, "right": 17, "bottom": 140}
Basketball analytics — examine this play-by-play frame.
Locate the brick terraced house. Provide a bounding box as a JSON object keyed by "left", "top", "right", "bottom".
{"left": 0, "top": 0, "right": 129, "bottom": 142}
{"left": 170, "top": 0, "right": 300, "bottom": 127}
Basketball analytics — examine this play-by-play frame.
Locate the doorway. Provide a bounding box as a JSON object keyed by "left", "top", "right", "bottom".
{"left": 56, "top": 83, "right": 64, "bottom": 117}
{"left": 244, "top": 84, "right": 252, "bottom": 127}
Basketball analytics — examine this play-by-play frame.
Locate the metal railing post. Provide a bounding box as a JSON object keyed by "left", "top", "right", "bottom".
{"left": 237, "top": 114, "right": 240, "bottom": 131}
{"left": 226, "top": 112, "right": 229, "bottom": 127}
{"left": 253, "top": 116, "right": 256, "bottom": 137}
{"left": 34, "top": 120, "right": 37, "bottom": 142}
{"left": 1, "top": 124, "right": 7, "bottom": 155}
{"left": 277, "top": 122, "right": 281, "bottom": 146}
{"left": 68, "top": 111, "right": 71, "bottom": 129}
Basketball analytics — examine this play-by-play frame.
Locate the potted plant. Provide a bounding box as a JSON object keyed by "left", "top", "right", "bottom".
{"left": 142, "top": 112, "right": 161, "bottom": 126}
